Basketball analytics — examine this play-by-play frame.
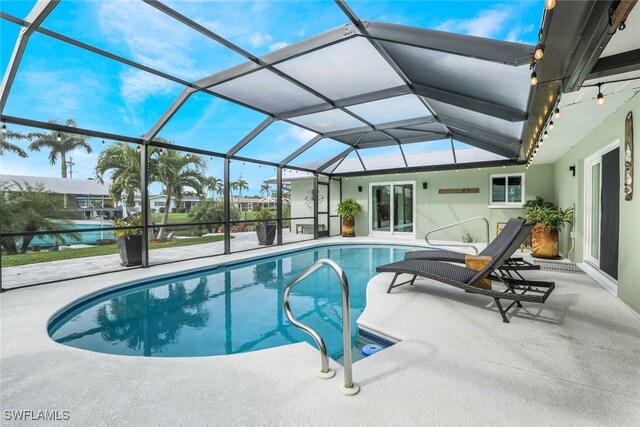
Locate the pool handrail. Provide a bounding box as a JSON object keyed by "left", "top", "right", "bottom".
{"left": 424, "top": 216, "right": 490, "bottom": 256}
{"left": 282, "top": 258, "right": 360, "bottom": 396}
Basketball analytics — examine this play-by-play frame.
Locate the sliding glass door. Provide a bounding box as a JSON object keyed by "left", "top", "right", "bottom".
{"left": 370, "top": 182, "right": 415, "bottom": 236}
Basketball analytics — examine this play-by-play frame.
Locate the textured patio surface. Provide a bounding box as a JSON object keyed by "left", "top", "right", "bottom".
{"left": 1, "top": 237, "right": 639, "bottom": 426}
{"left": 1, "top": 230, "right": 314, "bottom": 290}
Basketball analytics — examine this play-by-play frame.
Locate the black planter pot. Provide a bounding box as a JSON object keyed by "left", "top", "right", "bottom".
{"left": 256, "top": 224, "right": 276, "bottom": 245}
{"left": 117, "top": 235, "right": 142, "bottom": 267}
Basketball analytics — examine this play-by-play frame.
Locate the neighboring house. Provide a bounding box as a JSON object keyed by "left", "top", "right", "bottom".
{"left": 0, "top": 174, "right": 119, "bottom": 219}
{"left": 133, "top": 194, "right": 203, "bottom": 212}
{"left": 236, "top": 197, "right": 278, "bottom": 212}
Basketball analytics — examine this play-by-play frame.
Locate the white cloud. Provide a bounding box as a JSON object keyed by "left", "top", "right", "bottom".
{"left": 506, "top": 24, "right": 536, "bottom": 44}
{"left": 285, "top": 126, "right": 317, "bottom": 144}
{"left": 437, "top": 5, "right": 513, "bottom": 38}
{"left": 119, "top": 69, "right": 177, "bottom": 105}
{"left": 268, "top": 41, "right": 289, "bottom": 52}
{"left": 249, "top": 32, "right": 273, "bottom": 48}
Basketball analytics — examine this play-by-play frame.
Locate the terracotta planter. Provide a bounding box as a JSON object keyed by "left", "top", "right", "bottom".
{"left": 531, "top": 223, "right": 559, "bottom": 258}
{"left": 342, "top": 217, "right": 355, "bottom": 237}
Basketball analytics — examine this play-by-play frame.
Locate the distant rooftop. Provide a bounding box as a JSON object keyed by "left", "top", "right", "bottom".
{"left": 0, "top": 174, "right": 110, "bottom": 196}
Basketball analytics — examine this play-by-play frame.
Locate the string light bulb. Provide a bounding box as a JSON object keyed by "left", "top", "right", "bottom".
{"left": 549, "top": 121, "right": 554, "bottom": 130}
{"left": 530, "top": 71, "right": 538, "bottom": 86}
{"left": 596, "top": 83, "right": 605, "bottom": 105}
{"left": 1, "top": 123, "right": 6, "bottom": 134}
{"left": 544, "top": 0, "right": 556, "bottom": 10}
{"left": 56, "top": 131, "right": 62, "bottom": 142}
{"left": 534, "top": 45, "right": 544, "bottom": 60}
{"left": 554, "top": 108, "right": 560, "bottom": 119}
{"left": 544, "top": 131, "right": 549, "bottom": 139}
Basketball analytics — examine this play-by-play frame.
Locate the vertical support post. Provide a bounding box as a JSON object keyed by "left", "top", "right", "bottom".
{"left": 277, "top": 166, "right": 283, "bottom": 246}
{"left": 224, "top": 158, "right": 231, "bottom": 254}
{"left": 339, "top": 178, "right": 343, "bottom": 236}
{"left": 140, "top": 144, "right": 150, "bottom": 268}
{"left": 327, "top": 178, "right": 331, "bottom": 236}
{"left": 313, "top": 173, "right": 319, "bottom": 240}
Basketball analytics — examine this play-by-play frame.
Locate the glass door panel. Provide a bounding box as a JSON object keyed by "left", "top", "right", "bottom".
{"left": 371, "top": 185, "right": 391, "bottom": 232}
{"left": 393, "top": 184, "right": 414, "bottom": 233}
{"left": 318, "top": 182, "right": 329, "bottom": 237}
{"left": 590, "top": 162, "right": 601, "bottom": 262}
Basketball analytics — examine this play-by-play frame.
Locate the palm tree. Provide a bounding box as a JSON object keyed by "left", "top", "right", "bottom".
{"left": 155, "top": 149, "right": 206, "bottom": 238}
{"left": 95, "top": 142, "right": 152, "bottom": 207}
{"left": 260, "top": 182, "right": 271, "bottom": 199}
{"left": 204, "top": 176, "right": 223, "bottom": 200}
{"left": 28, "top": 119, "right": 92, "bottom": 178}
{"left": 0, "top": 126, "right": 29, "bottom": 158}
{"left": 0, "top": 181, "right": 80, "bottom": 254}
{"left": 235, "top": 176, "right": 249, "bottom": 200}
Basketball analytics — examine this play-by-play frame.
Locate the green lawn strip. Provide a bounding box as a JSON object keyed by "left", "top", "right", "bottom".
{"left": 1, "top": 235, "right": 227, "bottom": 267}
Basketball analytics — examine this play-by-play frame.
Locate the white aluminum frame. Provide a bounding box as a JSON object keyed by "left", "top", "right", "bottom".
{"left": 368, "top": 180, "right": 416, "bottom": 238}
{"left": 583, "top": 140, "right": 620, "bottom": 275}
{"left": 488, "top": 172, "right": 525, "bottom": 208}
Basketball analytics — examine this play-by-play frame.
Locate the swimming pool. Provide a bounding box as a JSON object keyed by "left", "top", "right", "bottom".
{"left": 49, "top": 244, "right": 418, "bottom": 359}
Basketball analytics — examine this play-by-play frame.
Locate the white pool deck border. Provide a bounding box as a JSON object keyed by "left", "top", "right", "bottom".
{"left": 1, "top": 236, "right": 639, "bottom": 426}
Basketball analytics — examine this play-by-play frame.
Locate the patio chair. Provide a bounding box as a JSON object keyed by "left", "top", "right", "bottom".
{"left": 404, "top": 218, "right": 538, "bottom": 273}
{"left": 376, "top": 221, "right": 555, "bottom": 323}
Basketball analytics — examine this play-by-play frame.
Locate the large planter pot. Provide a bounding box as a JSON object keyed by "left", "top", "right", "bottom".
{"left": 117, "top": 235, "right": 142, "bottom": 267}
{"left": 256, "top": 224, "right": 276, "bottom": 245}
{"left": 342, "top": 217, "right": 355, "bottom": 237}
{"left": 531, "top": 223, "right": 560, "bottom": 259}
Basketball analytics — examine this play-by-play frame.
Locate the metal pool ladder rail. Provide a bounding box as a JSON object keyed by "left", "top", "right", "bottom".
{"left": 425, "top": 216, "right": 490, "bottom": 255}
{"left": 282, "top": 259, "right": 360, "bottom": 396}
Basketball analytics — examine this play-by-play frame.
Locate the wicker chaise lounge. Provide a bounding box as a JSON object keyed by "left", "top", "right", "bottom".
{"left": 376, "top": 221, "right": 555, "bottom": 323}
{"left": 404, "top": 218, "right": 539, "bottom": 274}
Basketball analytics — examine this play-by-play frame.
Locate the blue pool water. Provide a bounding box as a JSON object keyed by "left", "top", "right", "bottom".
{"left": 29, "top": 222, "right": 115, "bottom": 247}
{"left": 49, "top": 245, "right": 417, "bottom": 358}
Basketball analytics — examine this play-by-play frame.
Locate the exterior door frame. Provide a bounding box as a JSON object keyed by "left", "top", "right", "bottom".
{"left": 583, "top": 140, "right": 619, "bottom": 276}
{"left": 368, "top": 180, "right": 416, "bottom": 238}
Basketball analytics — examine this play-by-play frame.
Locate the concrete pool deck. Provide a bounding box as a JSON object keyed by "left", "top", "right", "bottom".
{"left": 1, "top": 237, "right": 639, "bottom": 426}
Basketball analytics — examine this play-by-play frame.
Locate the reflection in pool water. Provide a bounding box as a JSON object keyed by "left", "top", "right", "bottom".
{"left": 49, "top": 245, "right": 416, "bottom": 358}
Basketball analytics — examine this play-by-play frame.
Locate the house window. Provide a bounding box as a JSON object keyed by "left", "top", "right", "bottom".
{"left": 154, "top": 201, "right": 165, "bottom": 207}
{"left": 489, "top": 173, "right": 524, "bottom": 207}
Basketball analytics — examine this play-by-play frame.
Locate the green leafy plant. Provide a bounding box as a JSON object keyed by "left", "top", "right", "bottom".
{"left": 525, "top": 205, "right": 574, "bottom": 233}
{"left": 113, "top": 215, "right": 143, "bottom": 239}
{"left": 255, "top": 208, "right": 276, "bottom": 226}
{"left": 524, "top": 196, "right": 556, "bottom": 210}
{"left": 336, "top": 198, "right": 362, "bottom": 220}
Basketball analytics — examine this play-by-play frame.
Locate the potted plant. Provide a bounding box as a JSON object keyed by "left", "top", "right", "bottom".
{"left": 113, "top": 215, "right": 143, "bottom": 266}
{"left": 525, "top": 199, "right": 574, "bottom": 259}
{"left": 255, "top": 209, "right": 276, "bottom": 245}
{"left": 336, "top": 198, "right": 362, "bottom": 237}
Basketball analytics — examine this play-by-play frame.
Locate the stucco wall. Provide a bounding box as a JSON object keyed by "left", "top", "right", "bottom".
{"left": 553, "top": 93, "right": 640, "bottom": 313}
{"left": 341, "top": 163, "right": 556, "bottom": 244}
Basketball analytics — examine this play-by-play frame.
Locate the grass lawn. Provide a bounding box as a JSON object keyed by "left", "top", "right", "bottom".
{"left": 150, "top": 212, "right": 191, "bottom": 223}
{"left": 2, "top": 235, "right": 227, "bottom": 267}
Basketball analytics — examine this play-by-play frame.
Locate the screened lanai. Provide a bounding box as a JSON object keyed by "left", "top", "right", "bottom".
{"left": 1, "top": 0, "right": 634, "bottom": 289}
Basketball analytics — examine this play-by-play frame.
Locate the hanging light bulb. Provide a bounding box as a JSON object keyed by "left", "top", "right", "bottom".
{"left": 101, "top": 139, "right": 105, "bottom": 144}
{"left": 597, "top": 83, "right": 605, "bottom": 105}
{"left": 544, "top": 0, "right": 556, "bottom": 10}
{"left": 1, "top": 123, "right": 7, "bottom": 134}
{"left": 554, "top": 108, "right": 560, "bottom": 119}
{"left": 56, "top": 131, "right": 61, "bottom": 142}
{"left": 530, "top": 71, "right": 538, "bottom": 86}
{"left": 549, "top": 121, "right": 554, "bottom": 130}
{"left": 544, "top": 131, "right": 549, "bottom": 139}
{"left": 534, "top": 45, "right": 544, "bottom": 60}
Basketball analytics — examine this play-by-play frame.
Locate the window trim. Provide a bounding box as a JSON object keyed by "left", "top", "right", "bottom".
{"left": 489, "top": 172, "right": 525, "bottom": 208}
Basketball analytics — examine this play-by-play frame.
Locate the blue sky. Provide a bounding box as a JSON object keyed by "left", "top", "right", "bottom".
{"left": 0, "top": 0, "right": 542, "bottom": 195}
